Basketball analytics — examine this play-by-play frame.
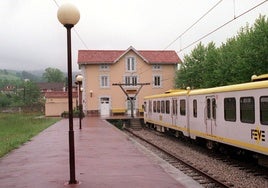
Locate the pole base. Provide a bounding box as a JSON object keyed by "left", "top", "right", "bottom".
{"left": 64, "top": 180, "right": 81, "bottom": 186}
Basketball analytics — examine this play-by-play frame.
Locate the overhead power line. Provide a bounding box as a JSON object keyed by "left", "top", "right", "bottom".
{"left": 163, "top": 0, "right": 223, "bottom": 50}
{"left": 53, "top": 0, "right": 89, "bottom": 50}
{"left": 177, "top": 0, "right": 268, "bottom": 53}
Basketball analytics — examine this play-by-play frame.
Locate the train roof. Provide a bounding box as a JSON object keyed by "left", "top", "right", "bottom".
{"left": 189, "top": 79, "right": 268, "bottom": 95}
{"left": 251, "top": 74, "right": 268, "bottom": 82}
{"left": 144, "top": 89, "right": 188, "bottom": 99}
{"left": 144, "top": 74, "right": 268, "bottom": 99}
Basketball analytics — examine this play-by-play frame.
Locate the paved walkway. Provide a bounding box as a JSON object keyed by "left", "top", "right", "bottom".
{"left": 0, "top": 117, "right": 201, "bottom": 188}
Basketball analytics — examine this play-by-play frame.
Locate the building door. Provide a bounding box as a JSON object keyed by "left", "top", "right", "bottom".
{"left": 206, "top": 96, "right": 216, "bottom": 135}
{"left": 100, "top": 97, "right": 110, "bottom": 116}
{"left": 127, "top": 97, "right": 136, "bottom": 116}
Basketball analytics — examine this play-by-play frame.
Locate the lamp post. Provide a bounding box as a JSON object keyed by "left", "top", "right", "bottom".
{"left": 57, "top": 3, "right": 80, "bottom": 185}
{"left": 75, "top": 74, "right": 83, "bottom": 129}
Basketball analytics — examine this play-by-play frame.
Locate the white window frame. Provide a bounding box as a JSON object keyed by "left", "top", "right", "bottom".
{"left": 126, "top": 56, "right": 136, "bottom": 72}
{"left": 124, "top": 75, "right": 138, "bottom": 86}
{"left": 152, "top": 64, "right": 161, "bottom": 70}
{"left": 153, "top": 75, "right": 162, "bottom": 88}
{"left": 100, "top": 75, "right": 110, "bottom": 88}
{"left": 99, "top": 64, "right": 110, "bottom": 71}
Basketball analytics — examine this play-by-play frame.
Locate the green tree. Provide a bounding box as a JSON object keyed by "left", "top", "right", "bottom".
{"left": 0, "top": 93, "right": 11, "bottom": 107}
{"left": 43, "top": 67, "right": 65, "bottom": 83}
{"left": 12, "top": 81, "right": 41, "bottom": 106}
{"left": 176, "top": 15, "right": 268, "bottom": 89}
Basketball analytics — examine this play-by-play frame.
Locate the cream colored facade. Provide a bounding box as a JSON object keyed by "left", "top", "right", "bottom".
{"left": 78, "top": 47, "right": 181, "bottom": 116}
{"left": 45, "top": 92, "right": 78, "bottom": 117}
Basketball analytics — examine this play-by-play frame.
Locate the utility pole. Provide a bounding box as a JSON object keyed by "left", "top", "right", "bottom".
{"left": 112, "top": 83, "right": 150, "bottom": 118}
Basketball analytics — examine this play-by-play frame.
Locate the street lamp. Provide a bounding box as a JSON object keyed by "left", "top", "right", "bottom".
{"left": 57, "top": 3, "right": 80, "bottom": 185}
{"left": 75, "top": 74, "right": 83, "bottom": 129}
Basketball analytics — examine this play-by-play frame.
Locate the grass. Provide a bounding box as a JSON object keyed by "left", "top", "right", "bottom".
{"left": 0, "top": 113, "right": 60, "bottom": 158}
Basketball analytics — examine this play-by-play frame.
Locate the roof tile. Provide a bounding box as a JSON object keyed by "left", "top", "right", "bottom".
{"left": 78, "top": 47, "right": 181, "bottom": 65}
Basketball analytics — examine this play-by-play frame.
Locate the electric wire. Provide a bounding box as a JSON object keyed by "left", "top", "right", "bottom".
{"left": 163, "top": 0, "right": 223, "bottom": 50}
{"left": 53, "top": 0, "right": 89, "bottom": 50}
{"left": 138, "top": 0, "right": 223, "bottom": 78}
{"left": 178, "top": 0, "right": 268, "bottom": 53}
{"left": 53, "top": 0, "right": 267, "bottom": 85}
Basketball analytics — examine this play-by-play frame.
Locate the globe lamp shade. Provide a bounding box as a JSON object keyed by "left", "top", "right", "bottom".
{"left": 76, "top": 75, "right": 83, "bottom": 82}
{"left": 57, "top": 3, "right": 80, "bottom": 26}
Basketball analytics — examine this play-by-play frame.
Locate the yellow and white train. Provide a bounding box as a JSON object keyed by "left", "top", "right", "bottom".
{"left": 143, "top": 74, "right": 268, "bottom": 166}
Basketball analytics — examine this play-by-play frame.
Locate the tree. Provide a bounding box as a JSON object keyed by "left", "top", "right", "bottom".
{"left": 13, "top": 80, "right": 41, "bottom": 106}
{"left": 0, "top": 93, "right": 11, "bottom": 107}
{"left": 43, "top": 67, "right": 65, "bottom": 83}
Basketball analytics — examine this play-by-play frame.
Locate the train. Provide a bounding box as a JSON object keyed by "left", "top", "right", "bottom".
{"left": 143, "top": 74, "right": 268, "bottom": 167}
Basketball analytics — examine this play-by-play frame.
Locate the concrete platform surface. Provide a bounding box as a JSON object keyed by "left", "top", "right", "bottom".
{"left": 0, "top": 117, "right": 200, "bottom": 188}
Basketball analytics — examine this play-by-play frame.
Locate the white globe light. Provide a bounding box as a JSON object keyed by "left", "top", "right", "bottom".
{"left": 57, "top": 3, "right": 80, "bottom": 26}
{"left": 76, "top": 75, "right": 83, "bottom": 82}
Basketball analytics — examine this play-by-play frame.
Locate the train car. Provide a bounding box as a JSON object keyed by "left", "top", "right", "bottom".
{"left": 143, "top": 75, "right": 268, "bottom": 167}
{"left": 144, "top": 89, "right": 190, "bottom": 136}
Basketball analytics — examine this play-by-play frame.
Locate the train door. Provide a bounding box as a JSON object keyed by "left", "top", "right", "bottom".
{"left": 171, "top": 98, "right": 178, "bottom": 126}
{"left": 205, "top": 96, "right": 216, "bottom": 135}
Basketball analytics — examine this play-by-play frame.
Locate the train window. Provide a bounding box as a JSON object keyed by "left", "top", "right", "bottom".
{"left": 172, "top": 99, "right": 177, "bottom": 115}
{"left": 240, "top": 97, "right": 255, "bottom": 124}
{"left": 207, "top": 98, "right": 211, "bottom": 119}
{"left": 180, "top": 99, "right": 186, "bottom": 116}
{"left": 161, "top": 100, "right": 165, "bottom": 113}
{"left": 157, "top": 101, "right": 160, "bottom": 113}
{"left": 166, "top": 100, "right": 170, "bottom": 114}
{"left": 260, "top": 96, "right": 268, "bottom": 125}
{"left": 193, "top": 99, "right": 197, "bottom": 118}
{"left": 224, "top": 98, "right": 236, "bottom": 122}
{"left": 153, "top": 101, "right": 156, "bottom": 113}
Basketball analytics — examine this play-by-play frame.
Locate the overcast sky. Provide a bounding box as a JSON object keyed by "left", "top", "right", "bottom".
{"left": 0, "top": 0, "right": 267, "bottom": 72}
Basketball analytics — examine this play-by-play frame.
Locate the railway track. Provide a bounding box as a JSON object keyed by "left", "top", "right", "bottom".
{"left": 124, "top": 128, "right": 233, "bottom": 188}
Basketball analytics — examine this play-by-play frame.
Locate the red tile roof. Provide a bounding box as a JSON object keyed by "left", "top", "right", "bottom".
{"left": 44, "top": 91, "right": 78, "bottom": 98}
{"left": 78, "top": 46, "right": 181, "bottom": 65}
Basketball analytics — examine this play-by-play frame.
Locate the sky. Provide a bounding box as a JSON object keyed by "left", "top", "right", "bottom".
{"left": 0, "top": 0, "right": 267, "bottom": 72}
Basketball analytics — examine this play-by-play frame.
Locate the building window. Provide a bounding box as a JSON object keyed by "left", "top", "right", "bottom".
{"left": 152, "top": 64, "right": 161, "bottom": 70}
{"left": 100, "top": 64, "right": 109, "bottom": 71}
{"left": 100, "top": 75, "right": 109, "bottom": 88}
{"left": 153, "top": 75, "right": 161, "bottom": 87}
{"left": 224, "top": 97, "right": 236, "bottom": 122}
{"left": 240, "top": 97, "right": 255, "bottom": 123}
{"left": 126, "top": 57, "right": 136, "bottom": 72}
{"left": 124, "top": 76, "right": 137, "bottom": 86}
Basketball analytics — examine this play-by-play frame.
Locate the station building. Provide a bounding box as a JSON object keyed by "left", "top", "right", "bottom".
{"left": 77, "top": 46, "right": 181, "bottom": 116}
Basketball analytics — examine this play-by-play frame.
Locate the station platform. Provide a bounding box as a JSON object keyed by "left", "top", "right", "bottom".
{"left": 0, "top": 117, "right": 201, "bottom": 188}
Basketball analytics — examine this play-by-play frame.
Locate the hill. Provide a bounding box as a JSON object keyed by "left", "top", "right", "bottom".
{"left": 0, "top": 69, "right": 81, "bottom": 83}
{"left": 0, "top": 70, "right": 20, "bottom": 80}
{"left": 0, "top": 69, "right": 43, "bottom": 82}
